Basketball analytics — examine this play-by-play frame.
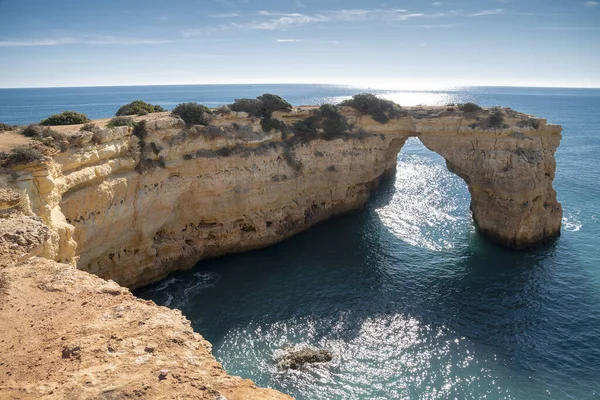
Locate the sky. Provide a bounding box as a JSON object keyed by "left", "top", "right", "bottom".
{"left": 0, "top": 0, "right": 598, "bottom": 88}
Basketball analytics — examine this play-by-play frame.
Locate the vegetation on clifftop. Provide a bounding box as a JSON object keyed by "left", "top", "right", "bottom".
{"left": 106, "top": 116, "right": 135, "bottom": 128}
{"left": 339, "top": 93, "right": 403, "bottom": 124}
{"left": 115, "top": 100, "right": 165, "bottom": 116}
{"left": 172, "top": 102, "right": 212, "bottom": 125}
{"left": 0, "top": 146, "right": 45, "bottom": 167}
{"left": 40, "top": 111, "right": 90, "bottom": 126}
{"left": 458, "top": 102, "right": 482, "bottom": 113}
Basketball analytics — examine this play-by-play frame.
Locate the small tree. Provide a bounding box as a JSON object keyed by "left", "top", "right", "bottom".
{"left": 229, "top": 98, "right": 266, "bottom": 118}
{"left": 40, "top": 111, "right": 89, "bottom": 126}
{"left": 458, "top": 102, "right": 482, "bottom": 113}
{"left": 115, "top": 100, "right": 165, "bottom": 116}
{"left": 257, "top": 94, "right": 292, "bottom": 113}
{"left": 339, "top": 93, "right": 402, "bottom": 124}
{"left": 172, "top": 102, "right": 211, "bottom": 125}
{"left": 106, "top": 117, "right": 135, "bottom": 128}
{"left": 0, "top": 146, "right": 45, "bottom": 166}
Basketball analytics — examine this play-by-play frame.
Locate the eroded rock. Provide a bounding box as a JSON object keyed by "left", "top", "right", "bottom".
{"left": 277, "top": 347, "right": 334, "bottom": 370}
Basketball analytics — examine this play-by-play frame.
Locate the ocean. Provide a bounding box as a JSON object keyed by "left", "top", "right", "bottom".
{"left": 2, "top": 85, "right": 599, "bottom": 399}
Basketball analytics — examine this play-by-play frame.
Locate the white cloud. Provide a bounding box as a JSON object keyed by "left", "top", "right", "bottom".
{"left": 246, "top": 11, "right": 328, "bottom": 29}
{"left": 432, "top": 2, "right": 443, "bottom": 6}
{"left": 0, "top": 36, "right": 172, "bottom": 47}
{"left": 211, "top": 12, "right": 240, "bottom": 18}
{"left": 468, "top": 9, "right": 504, "bottom": 17}
{"left": 584, "top": 1, "right": 599, "bottom": 8}
{"left": 181, "top": 7, "right": 508, "bottom": 36}
{"left": 535, "top": 26, "right": 600, "bottom": 30}
{"left": 276, "top": 38, "right": 340, "bottom": 44}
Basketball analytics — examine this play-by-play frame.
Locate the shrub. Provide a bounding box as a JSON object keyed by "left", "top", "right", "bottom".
{"left": 257, "top": 93, "right": 292, "bottom": 112}
{"left": 0, "top": 122, "right": 12, "bottom": 132}
{"left": 0, "top": 146, "right": 45, "bottom": 166}
{"left": 40, "top": 111, "right": 89, "bottom": 126}
{"left": 229, "top": 98, "right": 266, "bottom": 118}
{"left": 260, "top": 117, "right": 286, "bottom": 132}
{"left": 172, "top": 102, "right": 211, "bottom": 125}
{"left": 487, "top": 107, "right": 505, "bottom": 128}
{"left": 115, "top": 100, "right": 165, "bottom": 116}
{"left": 19, "top": 124, "right": 69, "bottom": 151}
{"left": 458, "top": 102, "right": 482, "bottom": 113}
{"left": 339, "top": 93, "right": 402, "bottom": 124}
{"left": 106, "top": 117, "right": 135, "bottom": 128}
{"left": 133, "top": 120, "right": 148, "bottom": 139}
{"left": 21, "top": 124, "right": 45, "bottom": 138}
{"left": 291, "top": 119, "right": 319, "bottom": 142}
{"left": 317, "top": 104, "right": 350, "bottom": 138}
{"left": 80, "top": 123, "right": 101, "bottom": 133}
{"left": 517, "top": 118, "right": 540, "bottom": 130}
{"left": 215, "top": 105, "right": 231, "bottom": 115}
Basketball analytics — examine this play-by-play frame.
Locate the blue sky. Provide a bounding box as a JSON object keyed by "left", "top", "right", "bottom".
{"left": 0, "top": 0, "right": 598, "bottom": 88}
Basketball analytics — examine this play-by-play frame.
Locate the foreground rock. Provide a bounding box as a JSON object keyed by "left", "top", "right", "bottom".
{"left": 0, "top": 257, "right": 290, "bottom": 399}
{"left": 277, "top": 348, "right": 334, "bottom": 370}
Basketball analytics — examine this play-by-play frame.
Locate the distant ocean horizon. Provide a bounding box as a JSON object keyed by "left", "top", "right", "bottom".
{"left": 1, "top": 83, "right": 599, "bottom": 126}
{"left": 3, "top": 84, "right": 600, "bottom": 399}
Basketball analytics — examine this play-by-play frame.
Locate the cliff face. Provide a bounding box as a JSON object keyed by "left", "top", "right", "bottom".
{"left": 4, "top": 106, "right": 562, "bottom": 288}
{"left": 0, "top": 104, "right": 562, "bottom": 399}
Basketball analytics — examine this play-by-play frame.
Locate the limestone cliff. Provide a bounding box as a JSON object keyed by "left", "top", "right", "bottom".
{"left": 0, "top": 101, "right": 563, "bottom": 399}
{"left": 2, "top": 105, "right": 562, "bottom": 288}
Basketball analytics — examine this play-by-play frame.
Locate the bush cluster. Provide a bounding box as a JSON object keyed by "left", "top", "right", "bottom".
{"left": 229, "top": 93, "right": 293, "bottom": 118}
{"left": 40, "top": 111, "right": 90, "bottom": 126}
{"left": 339, "top": 93, "right": 402, "bottom": 124}
{"left": 517, "top": 118, "right": 541, "bottom": 130}
{"left": 115, "top": 100, "right": 165, "bottom": 116}
{"left": 19, "top": 124, "right": 69, "bottom": 151}
{"left": 106, "top": 117, "right": 135, "bottom": 128}
{"left": 229, "top": 98, "right": 266, "bottom": 117}
{"left": 458, "top": 102, "right": 482, "bottom": 113}
{"left": 0, "top": 122, "right": 13, "bottom": 132}
{"left": 257, "top": 94, "right": 292, "bottom": 113}
{"left": 171, "top": 102, "right": 211, "bottom": 125}
{"left": 0, "top": 146, "right": 45, "bottom": 167}
{"left": 487, "top": 107, "right": 505, "bottom": 128}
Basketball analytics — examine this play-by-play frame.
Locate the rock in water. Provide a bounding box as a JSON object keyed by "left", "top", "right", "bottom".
{"left": 278, "top": 348, "right": 333, "bottom": 370}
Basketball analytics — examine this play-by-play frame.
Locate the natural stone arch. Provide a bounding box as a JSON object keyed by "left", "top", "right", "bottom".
{"left": 352, "top": 108, "right": 563, "bottom": 248}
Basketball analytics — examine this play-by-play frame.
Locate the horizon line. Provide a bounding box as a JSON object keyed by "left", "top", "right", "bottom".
{"left": 0, "top": 82, "right": 599, "bottom": 90}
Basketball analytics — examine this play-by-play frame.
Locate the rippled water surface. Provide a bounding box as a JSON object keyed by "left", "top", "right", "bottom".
{"left": 2, "top": 85, "right": 598, "bottom": 399}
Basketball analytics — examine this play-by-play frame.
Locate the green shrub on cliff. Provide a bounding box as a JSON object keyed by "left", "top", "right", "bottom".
{"left": 40, "top": 111, "right": 90, "bottom": 126}
{"left": 229, "top": 94, "right": 293, "bottom": 118}
{"left": 339, "top": 93, "right": 402, "bottom": 124}
{"left": 0, "top": 122, "right": 13, "bottom": 132}
{"left": 106, "top": 117, "right": 135, "bottom": 128}
{"left": 290, "top": 104, "right": 350, "bottom": 141}
{"left": 458, "top": 102, "right": 482, "bottom": 113}
{"left": 316, "top": 104, "right": 350, "bottom": 139}
{"left": 488, "top": 107, "right": 505, "bottom": 128}
{"left": 171, "top": 102, "right": 211, "bottom": 125}
{"left": 0, "top": 146, "right": 45, "bottom": 167}
{"left": 229, "top": 98, "right": 266, "bottom": 118}
{"left": 257, "top": 94, "right": 292, "bottom": 113}
{"left": 19, "top": 124, "right": 69, "bottom": 151}
{"left": 115, "top": 100, "right": 165, "bottom": 116}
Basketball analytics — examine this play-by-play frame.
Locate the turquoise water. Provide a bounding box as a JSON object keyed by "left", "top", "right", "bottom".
{"left": 2, "top": 85, "right": 599, "bottom": 399}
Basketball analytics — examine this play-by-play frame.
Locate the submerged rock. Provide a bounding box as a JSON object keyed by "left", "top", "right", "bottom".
{"left": 277, "top": 347, "right": 333, "bottom": 370}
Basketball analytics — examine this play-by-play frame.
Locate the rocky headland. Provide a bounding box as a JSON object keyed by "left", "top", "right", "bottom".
{"left": 0, "top": 96, "right": 562, "bottom": 398}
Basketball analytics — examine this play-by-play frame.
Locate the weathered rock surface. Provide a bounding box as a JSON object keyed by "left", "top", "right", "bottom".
{"left": 277, "top": 347, "right": 334, "bottom": 370}
{"left": 2, "top": 107, "right": 562, "bottom": 287}
{"left": 0, "top": 258, "right": 290, "bottom": 400}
